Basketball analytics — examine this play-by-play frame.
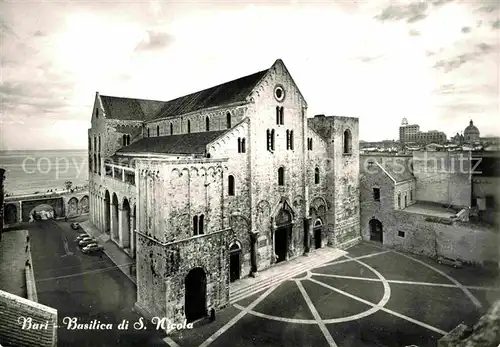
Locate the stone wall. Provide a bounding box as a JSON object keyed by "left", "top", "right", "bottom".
{"left": 0, "top": 289, "right": 57, "bottom": 347}
{"left": 135, "top": 228, "right": 230, "bottom": 333}
{"left": 386, "top": 210, "right": 499, "bottom": 265}
{"left": 0, "top": 168, "right": 4, "bottom": 238}
{"left": 413, "top": 152, "right": 471, "bottom": 207}
{"left": 145, "top": 104, "right": 247, "bottom": 136}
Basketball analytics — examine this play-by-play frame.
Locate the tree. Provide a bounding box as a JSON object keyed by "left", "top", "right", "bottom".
{"left": 64, "top": 181, "right": 73, "bottom": 191}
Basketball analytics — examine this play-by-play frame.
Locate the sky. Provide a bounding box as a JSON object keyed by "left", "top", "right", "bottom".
{"left": 0, "top": 0, "right": 499, "bottom": 150}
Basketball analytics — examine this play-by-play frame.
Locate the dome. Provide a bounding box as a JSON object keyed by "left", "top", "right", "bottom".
{"left": 464, "top": 120, "right": 479, "bottom": 134}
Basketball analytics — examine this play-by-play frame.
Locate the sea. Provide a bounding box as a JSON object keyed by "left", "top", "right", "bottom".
{"left": 0, "top": 150, "right": 89, "bottom": 196}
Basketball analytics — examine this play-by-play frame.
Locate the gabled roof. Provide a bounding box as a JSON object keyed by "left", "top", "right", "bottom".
{"left": 99, "top": 69, "right": 268, "bottom": 122}
{"left": 375, "top": 160, "right": 415, "bottom": 183}
{"left": 154, "top": 69, "right": 268, "bottom": 120}
{"left": 100, "top": 96, "right": 165, "bottom": 121}
{"left": 116, "top": 131, "right": 227, "bottom": 155}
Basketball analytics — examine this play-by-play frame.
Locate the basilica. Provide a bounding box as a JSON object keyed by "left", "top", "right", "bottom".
{"left": 87, "top": 59, "right": 360, "bottom": 329}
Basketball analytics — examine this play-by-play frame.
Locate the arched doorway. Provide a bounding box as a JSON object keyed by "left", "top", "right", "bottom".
{"left": 104, "top": 190, "right": 111, "bottom": 234}
{"left": 4, "top": 204, "right": 17, "bottom": 224}
{"left": 369, "top": 219, "right": 383, "bottom": 243}
{"left": 122, "top": 198, "right": 131, "bottom": 248}
{"left": 185, "top": 268, "right": 207, "bottom": 323}
{"left": 229, "top": 242, "right": 241, "bottom": 282}
{"left": 80, "top": 195, "right": 89, "bottom": 213}
{"left": 274, "top": 209, "right": 292, "bottom": 263}
{"left": 111, "top": 193, "right": 119, "bottom": 240}
{"left": 29, "top": 204, "right": 55, "bottom": 221}
{"left": 68, "top": 197, "right": 79, "bottom": 216}
{"left": 313, "top": 219, "right": 323, "bottom": 249}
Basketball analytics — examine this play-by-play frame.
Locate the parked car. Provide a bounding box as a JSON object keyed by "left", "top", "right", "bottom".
{"left": 75, "top": 234, "right": 89, "bottom": 242}
{"left": 437, "top": 256, "right": 463, "bottom": 268}
{"left": 78, "top": 238, "right": 97, "bottom": 247}
{"left": 82, "top": 244, "right": 104, "bottom": 254}
{"left": 71, "top": 222, "right": 80, "bottom": 230}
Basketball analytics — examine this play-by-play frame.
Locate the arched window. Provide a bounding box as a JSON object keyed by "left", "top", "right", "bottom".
{"left": 147, "top": 128, "right": 150, "bottom": 137}
{"left": 187, "top": 120, "right": 191, "bottom": 133}
{"left": 127, "top": 135, "right": 130, "bottom": 145}
{"left": 241, "top": 138, "right": 246, "bottom": 153}
{"left": 98, "top": 135, "right": 101, "bottom": 151}
{"left": 286, "top": 130, "right": 290, "bottom": 150}
{"left": 123, "top": 135, "right": 127, "bottom": 146}
{"left": 228, "top": 175, "right": 235, "bottom": 196}
{"left": 410, "top": 189, "right": 413, "bottom": 201}
{"left": 93, "top": 154, "right": 97, "bottom": 173}
{"left": 343, "top": 129, "right": 352, "bottom": 154}
{"left": 397, "top": 193, "right": 401, "bottom": 209}
{"left": 94, "top": 137, "right": 97, "bottom": 151}
{"left": 314, "top": 167, "right": 320, "bottom": 184}
{"left": 95, "top": 108, "right": 99, "bottom": 118}
{"left": 98, "top": 154, "right": 101, "bottom": 175}
{"left": 237, "top": 138, "right": 241, "bottom": 153}
{"left": 290, "top": 130, "right": 294, "bottom": 150}
{"left": 226, "top": 112, "right": 231, "bottom": 128}
{"left": 157, "top": 125, "right": 160, "bottom": 136}
{"left": 267, "top": 130, "right": 271, "bottom": 150}
{"left": 193, "top": 216, "right": 198, "bottom": 236}
{"left": 170, "top": 123, "right": 173, "bottom": 135}
{"left": 199, "top": 214, "right": 204, "bottom": 235}
{"left": 278, "top": 167, "right": 284, "bottom": 186}
{"left": 276, "top": 106, "right": 280, "bottom": 125}
{"left": 205, "top": 117, "right": 210, "bottom": 131}
{"left": 279, "top": 107, "right": 284, "bottom": 125}
{"left": 271, "top": 129, "right": 275, "bottom": 150}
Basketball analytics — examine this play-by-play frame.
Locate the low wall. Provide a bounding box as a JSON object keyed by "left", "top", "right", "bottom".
{"left": 386, "top": 211, "right": 499, "bottom": 265}
{"left": 0, "top": 289, "right": 57, "bottom": 347}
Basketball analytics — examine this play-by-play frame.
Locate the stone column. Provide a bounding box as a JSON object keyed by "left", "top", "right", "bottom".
{"left": 110, "top": 204, "right": 118, "bottom": 241}
{"left": 98, "top": 197, "right": 103, "bottom": 231}
{"left": 303, "top": 217, "right": 311, "bottom": 255}
{"left": 130, "top": 212, "right": 136, "bottom": 257}
{"left": 118, "top": 206, "right": 126, "bottom": 248}
{"left": 249, "top": 231, "right": 259, "bottom": 277}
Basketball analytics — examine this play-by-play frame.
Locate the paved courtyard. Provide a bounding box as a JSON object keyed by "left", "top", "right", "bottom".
{"left": 168, "top": 242, "right": 500, "bottom": 347}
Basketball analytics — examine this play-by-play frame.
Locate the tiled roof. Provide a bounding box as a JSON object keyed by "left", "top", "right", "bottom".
{"left": 377, "top": 159, "right": 414, "bottom": 183}
{"left": 116, "top": 131, "right": 227, "bottom": 155}
{"left": 100, "top": 69, "right": 268, "bottom": 121}
{"left": 100, "top": 96, "right": 165, "bottom": 121}
{"left": 154, "top": 70, "right": 268, "bottom": 119}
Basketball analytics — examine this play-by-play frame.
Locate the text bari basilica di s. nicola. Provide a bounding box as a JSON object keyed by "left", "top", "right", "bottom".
{"left": 87, "top": 59, "right": 360, "bottom": 327}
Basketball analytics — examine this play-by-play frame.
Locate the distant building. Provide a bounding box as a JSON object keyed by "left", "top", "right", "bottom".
{"left": 399, "top": 120, "right": 420, "bottom": 143}
{"left": 0, "top": 168, "right": 4, "bottom": 241}
{"left": 464, "top": 120, "right": 480, "bottom": 143}
{"left": 414, "top": 130, "right": 447, "bottom": 145}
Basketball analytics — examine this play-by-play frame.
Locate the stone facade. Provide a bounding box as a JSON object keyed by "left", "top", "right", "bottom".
{"left": 360, "top": 153, "right": 499, "bottom": 266}
{"left": 87, "top": 59, "right": 361, "bottom": 330}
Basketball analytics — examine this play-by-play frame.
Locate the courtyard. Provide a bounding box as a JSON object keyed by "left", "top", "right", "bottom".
{"left": 168, "top": 242, "right": 500, "bottom": 347}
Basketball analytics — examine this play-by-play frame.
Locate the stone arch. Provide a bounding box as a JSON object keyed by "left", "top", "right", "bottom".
{"left": 343, "top": 128, "right": 353, "bottom": 154}
{"left": 67, "top": 197, "right": 79, "bottom": 217}
{"left": 229, "top": 240, "right": 242, "bottom": 282}
{"left": 369, "top": 218, "right": 383, "bottom": 243}
{"left": 313, "top": 218, "right": 323, "bottom": 227}
{"left": 184, "top": 267, "right": 207, "bottom": 323}
{"left": 311, "top": 196, "right": 328, "bottom": 211}
{"left": 4, "top": 204, "right": 17, "bottom": 224}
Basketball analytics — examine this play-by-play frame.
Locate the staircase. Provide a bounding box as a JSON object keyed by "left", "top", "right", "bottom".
{"left": 229, "top": 247, "right": 346, "bottom": 304}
